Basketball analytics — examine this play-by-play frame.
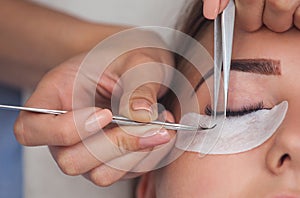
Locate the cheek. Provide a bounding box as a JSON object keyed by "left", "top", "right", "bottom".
{"left": 155, "top": 150, "right": 268, "bottom": 198}
{"left": 156, "top": 154, "right": 238, "bottom": 197}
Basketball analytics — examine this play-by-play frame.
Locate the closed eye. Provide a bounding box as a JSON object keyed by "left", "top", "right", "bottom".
{"left": 205, "top": 101, "right": 268, "bottom": 117}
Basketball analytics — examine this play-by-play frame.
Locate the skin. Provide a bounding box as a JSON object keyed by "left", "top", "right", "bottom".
{"left": 137, "top": 25, "right": 300, "bottom": 197}
{"left": 4, "top": 0, "right": 175, "bottom": 186}
{"left": 9, "top": 0, "right": 300, "bottom": 188}
{"left": 0, "top": 0, "right": 126, "bottom": 89}
{"left": 14, "top": 48, "right": 175, "bottom": 187}
{"left": 203, "top": 0, "right": 300, "bottom": 32}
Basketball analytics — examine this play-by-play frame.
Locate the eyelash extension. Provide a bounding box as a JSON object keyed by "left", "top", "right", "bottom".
{"left": 205, "top": 101, "right": 266, "bottom": 117}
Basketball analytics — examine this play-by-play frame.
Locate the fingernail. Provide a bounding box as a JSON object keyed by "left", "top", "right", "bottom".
{"left": 139, "top": 130, "right": 171, "bottom": 149}
{"left": 203, "top": 0, "right": 220, "bottom": 19}
{"left": 131, "top": 99, "right": 153, "bottom": 113}
{"left": 85, "top": 109, "right": 111, "bottom": 133}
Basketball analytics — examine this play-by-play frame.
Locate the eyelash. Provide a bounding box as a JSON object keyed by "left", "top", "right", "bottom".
{"left": 205, "top": 101, "right": 266, "bottom": 117}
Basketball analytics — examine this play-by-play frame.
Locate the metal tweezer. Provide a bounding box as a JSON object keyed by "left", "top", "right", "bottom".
{"left": 214, "top": 0, "right": 235, "bottom": 117}
{"left": 0, "top": 104, "right": 212, "bottom": 131}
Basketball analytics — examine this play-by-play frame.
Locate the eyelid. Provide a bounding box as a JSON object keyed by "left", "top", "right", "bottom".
{"left": 205, "top": 101, "right": 267, "bottom": 117}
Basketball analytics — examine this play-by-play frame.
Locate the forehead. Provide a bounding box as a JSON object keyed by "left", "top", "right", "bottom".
{"left": 232, "top": 28, "right": 300, "bottom": 61}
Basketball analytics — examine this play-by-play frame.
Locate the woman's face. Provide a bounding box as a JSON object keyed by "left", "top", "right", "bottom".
{"left": 139, "top": 27, "right": 300, "bottom": 197}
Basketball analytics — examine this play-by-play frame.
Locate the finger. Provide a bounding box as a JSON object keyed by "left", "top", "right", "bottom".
{"left": 14, "top": 107, "right": 112, "bottom": 146}
{"left": 120, "top": 83, "right": 160, "bottom": 122}
{"left": 263, "top": 0, "right": 300, "bottom": 32}
{"left": 96, "top": 70, "right": 123, "bottom": 101}
{"left": 49, "top": 126, "right": 171, "bottom": 176}
{"left": 115, "top": 49, "right": 173, "bottom": 122}
{"left": 293, "top": 5, "right": 300, "bottom": 29}
{"left": 85, "top": 151, "right": 148, "bottom": 187}
{"left": 235, "top": 0, "right": 265, "bottom": 32}
{"left": 131, "top": 111, "right": 176, "bottom": 172}
{"left": 203, "top": 0, "right": 221, "bottom": 19}
{"left": 85, "top": 133, "right": 175, "bottom": 187}
{"left": 118, "top": 62, "right": 169, "bottom": 122}
{"left": 84, "top": 166, "right": 127, "bottom": 187}
{"left": 49, "top": 145, "right": 101, "bottom": 176}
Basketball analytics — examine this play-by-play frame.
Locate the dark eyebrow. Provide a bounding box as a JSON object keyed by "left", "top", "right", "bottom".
{"left": 194, "top": 58, "right": 281, "bottom": 92}
{"left": 231, "top": 59, "right": 281, "bottom": 75}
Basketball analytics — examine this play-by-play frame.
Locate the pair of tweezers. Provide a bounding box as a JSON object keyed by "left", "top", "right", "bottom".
{"left": 0, "top": 104, "right": 210, "bottom": 131}
{"left": 213, "top": 0, "right": 235, "bottom": 117}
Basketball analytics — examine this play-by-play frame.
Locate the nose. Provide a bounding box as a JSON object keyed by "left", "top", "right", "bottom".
{"left": 266, "top": 118, "right": 300, "bottom": 176}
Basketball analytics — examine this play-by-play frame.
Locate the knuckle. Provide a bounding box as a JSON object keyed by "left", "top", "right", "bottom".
{"left": 89, "top": 168, "right": 116, "bottom": 187}
{"left": 121, "top": 51, "right": 154, "bottom": 71}
{"left": 267, "top": 0, "right": 295, "bottom": 12}
{"left": 264, "top": 22, "right": 291, "bottom": 33}
{"left": 240, "top": 22, "right": 261, "bottom": 32}
{"left": 93, "top": 178, "right": 114, "bottom": 187}
{"left": 55, "top": 150, "right": 81, "bottom": 176}
{"left": 114, "top": 135, "right": 130, "bottom": 155}
{"left": 109, "top": 129, "right": 140, "bottom": 155}
{"left": 115, "top": 133, "right": 140, "bottom": 153}
{"left": 57, "top": 122, "right": 77, "bottom": 146}
{"left": 14, "top": 117, "right": 28, "bottom": 146}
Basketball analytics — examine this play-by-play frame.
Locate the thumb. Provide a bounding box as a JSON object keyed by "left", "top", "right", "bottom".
{"left": 119, "top": 82, "right": 160, "bottom": 122}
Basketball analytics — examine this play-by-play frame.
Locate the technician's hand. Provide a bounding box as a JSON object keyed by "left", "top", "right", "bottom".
{"left": 14, "top": 40, "right": 175, "bottom": 186}
{"left": 203, "top": 0, "right": 300, "bottom": 32}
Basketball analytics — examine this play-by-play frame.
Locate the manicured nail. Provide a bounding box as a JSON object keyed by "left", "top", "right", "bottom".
{"left": 85, "top": 109, "right": 111, "bottom": 133}
{"left": 131, "top": 99, "right": 153, "bottom": 113}
{"left": 203, "top": 0, "right": 220, "bottom": 19}
{"left": 139, "top": 129, "right": 171, "bottom": 149}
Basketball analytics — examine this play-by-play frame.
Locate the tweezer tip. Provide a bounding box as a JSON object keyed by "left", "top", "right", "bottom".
{"left": 199, "top": 123, "right": 217, "bottom": 130}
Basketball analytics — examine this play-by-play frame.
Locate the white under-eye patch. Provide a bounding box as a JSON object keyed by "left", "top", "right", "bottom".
{"left": 176, "top": 101, "right": 288, "bottom": 155}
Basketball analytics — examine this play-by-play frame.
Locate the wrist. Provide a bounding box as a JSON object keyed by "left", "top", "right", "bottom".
{"left": 69, "top": 22, "right": 128, "bottom": 55}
